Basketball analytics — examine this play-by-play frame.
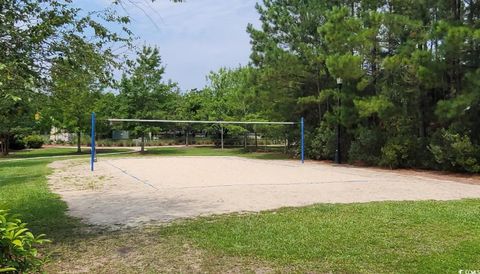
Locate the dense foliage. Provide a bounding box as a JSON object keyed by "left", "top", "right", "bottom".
{"left": 116, "top": 46, "right": 180, "bottom": 152}
{"left": 0, "top": 210, "right": 50, "bottom": 273}
{"left": 169, "top": 0, "right": 479, "bottom": 172}
{"left": 23, "top": 135, "right": 45, "bottom": 149}
{"left": 1, "top": 0, "right": 479, "bottom": 173}
{"left": 0, "top": 0, "right": 131, "bottom": 155}
{"left": 241, "top": 0, "right": 480, "bottom": 172}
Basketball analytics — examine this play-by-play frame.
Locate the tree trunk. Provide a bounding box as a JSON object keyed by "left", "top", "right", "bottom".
{"left": 5, "top": 138, "right": 9, "bottom": 156}
{"left": 77, "top": 132, "right": 81, "bottom": 153}
{"left": 418, "top": 92, "right": 427, "bottom": 139}
{"left": 220, "top": 125, "right": 224, "bottom": 150}
{"left": 387, "top": 2, "right": 394, "bottom": 55}
{"left": 141, "top": 132, "right": 145, "bottom": 153}
{"left": 254, "top": 131, "right": 258, "bottom": 151}
{"left": 244, "top": 132, "right": 247, "bottom": 149}
{"left": 372, "top": 43, "right": 378, "bottom": 95}
{"left": 185, "top": 129, "right": 189, "bottom": 146}
{"left": 316, "top": 67, "right": 323, "bottom": 123}
{"left": 0, "top": 135, "right": 8, "bottom": 156}
{"left": 0, "top": 137, "right": 4, "bottom": 156}
{"left": 453, "top": 0, "right": 461, "bottom": 21}
{"left": 468, "top": 0, "right": 474, "bottom": 24}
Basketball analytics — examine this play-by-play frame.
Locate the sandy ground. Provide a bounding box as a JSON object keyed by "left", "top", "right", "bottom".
{"left": 48, "top": 157, "right": 480, "bottom": 228}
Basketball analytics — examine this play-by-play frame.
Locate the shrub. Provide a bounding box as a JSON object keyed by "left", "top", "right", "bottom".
{"left": 308, "top": 122, "right": 335, "bottom": 160}
{"left": 348, "top": 127, "right": 384, "bottom": 165}
{"left": 9, "top": 136, "right": 26, "bottom": 150}
{"left": 55, "top": 140, "right": 66, "bottom": 145}
{"left": 428, "top": 129, "right": 480, "bottom": 173}
{"left": 380, "top": 136, "right": 421, "bottom": 169}
{"left": 24, "top": 135, "right": 44, "bottom": 149}
{"left": 0, "top": 210, "right": 50, "bottom": 273}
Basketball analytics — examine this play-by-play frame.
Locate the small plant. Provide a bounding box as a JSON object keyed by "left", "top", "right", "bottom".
{"left": 0, "top": 210, "right": 50, "bottom": 273}
{"left": 23, "top": 135, "right": 44, "bottom": 149}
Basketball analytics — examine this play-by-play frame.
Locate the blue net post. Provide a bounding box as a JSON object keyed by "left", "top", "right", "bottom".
{"left": 301, "top": 117, "right": 304, "bottom": 164}
{"left": 91, "top": 112, "right": 96, "bottom": 171}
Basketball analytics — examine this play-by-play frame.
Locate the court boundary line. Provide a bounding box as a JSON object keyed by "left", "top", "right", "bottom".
{"left": 104, "top": 160, "right": 159, "bottom": 190}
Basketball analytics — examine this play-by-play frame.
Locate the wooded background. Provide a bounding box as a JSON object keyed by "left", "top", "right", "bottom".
{"left": 1, "top": 0, "right": 479, "bottom": 172}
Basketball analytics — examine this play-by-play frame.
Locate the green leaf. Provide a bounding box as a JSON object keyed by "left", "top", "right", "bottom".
{"left": 0, "top": 267, "right": 17, "bottom": 273}
{"left": 12, "top": 239, "right": 22, "bottom": 246}
{"left": 13, "top": 228, "right": 29, "bottom": 238}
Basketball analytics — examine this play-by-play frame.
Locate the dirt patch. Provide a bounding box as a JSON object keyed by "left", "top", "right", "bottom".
{"left": 48, "top": 157, "right": 480, "bottom": 228}
{"left": 49, "top": 160, "right": 112, "bottom": 191}
{"left": 44, "top": 227, "right": 282, "bottom": 273}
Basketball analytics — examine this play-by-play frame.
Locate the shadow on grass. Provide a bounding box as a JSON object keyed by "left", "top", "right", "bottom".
{"left": 0, "top": 158, "right": 83, "bottom": 240}
{"left": 247, "top": 153, "right": 290, "bottom": 160}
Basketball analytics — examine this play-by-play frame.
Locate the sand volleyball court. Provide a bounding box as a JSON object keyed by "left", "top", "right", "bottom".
{"left": 48, "top": 156, "right": 480, "bottom": 228}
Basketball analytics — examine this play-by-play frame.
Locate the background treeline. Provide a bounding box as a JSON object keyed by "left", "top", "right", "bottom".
{"left": 175, "top": 0, "right": 480, "bottom": 173}
{"left": 2, "top": 0, "right": 479, "bottom": 173}
{"left": 0, "top": 0, "right": 132, "bottom": 154}
{"left": 243, "top": 0, "right": 480, "bottom": 173}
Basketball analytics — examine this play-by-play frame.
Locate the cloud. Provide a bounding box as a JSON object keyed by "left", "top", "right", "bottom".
{"left": 79, "top": 0, "right": 261, "bottom": 91}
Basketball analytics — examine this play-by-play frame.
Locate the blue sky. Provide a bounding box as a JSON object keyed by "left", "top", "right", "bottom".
{"left": 78, "top": 0, "right": 260, "bottom": 91}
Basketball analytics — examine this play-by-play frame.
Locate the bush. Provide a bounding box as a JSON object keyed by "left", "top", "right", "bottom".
{"left": 428, "top": 129, "right": 480, "bottom": 173}
{"left": 379, "top": 136, "right": 421, "bottom": 169}
{"left": 348, "top": 127, "right": 384, "bottom": 165}
{"left": 308, "top": 122, "right": 335, "bottom": 160}
{"left": 9, "top": 136, "right": 26, "bottom": 150}
{"left": 0, "top": 210, "right": 50, "bottom": 273}
{"left": 24, "top": 135, "right": 44, "bottom": 149}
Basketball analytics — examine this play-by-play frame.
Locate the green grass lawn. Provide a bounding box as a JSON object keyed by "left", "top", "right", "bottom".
{"left": 1, "top": 146, "right": 479, "bottom": 273}
{"left": 161, "top": 200, "right": 480, "bottom": 273}
{"left": 143, "top": 146, "right": 290, "bottom": 160}
{"left": 0, "top": 159, "right": 80, "bottom": 236}
{"left": 1, "top": 147, "right": 130, "bottom": 160}
{"left": 0, "top": 146, "right": 289, "bottom": 161}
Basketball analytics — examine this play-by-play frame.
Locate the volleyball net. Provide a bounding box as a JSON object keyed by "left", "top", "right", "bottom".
{"left": 90, "top": 113, "right": 305, "bottom": 171}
